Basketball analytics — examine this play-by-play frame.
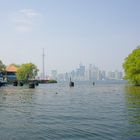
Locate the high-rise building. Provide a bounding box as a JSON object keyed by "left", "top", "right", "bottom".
{"left": 107, "top": 71, "right": 115, "bottom": 79}
{"left": 107, "top": 70, "right": 123, "bottom": 80}
{"left": 51, "top": 70, "right": 57, "bottom": 80}
{"left": 101, "top": 70, "right": 106, "bottom": 80}
{"left": 86, "top": 64, "right": 99, "bottom": 81}
{"left": 114, "top": 71, "right": 123, "bottom": 80}
{"left": 65, "top": 72, "right": 69, "bottom": 81}
{"left": 97, "top": 70, "right": 102, "bottom": 80}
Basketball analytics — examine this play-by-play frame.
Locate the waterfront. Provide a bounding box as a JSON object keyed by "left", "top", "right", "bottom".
{"left": 0, "top": 82, "right": 140, "bottom": 140}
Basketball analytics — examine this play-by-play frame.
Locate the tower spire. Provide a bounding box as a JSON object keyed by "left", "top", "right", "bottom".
{"left": 42, "top": 48, "right": 45, "bottom": 79}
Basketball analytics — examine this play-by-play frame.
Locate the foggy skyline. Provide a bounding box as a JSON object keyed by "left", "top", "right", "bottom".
{"left": 0, "top": 0, "right": 140, "bottom": 74}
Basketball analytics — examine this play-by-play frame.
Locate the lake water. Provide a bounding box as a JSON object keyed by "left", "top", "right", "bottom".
{"left": 0, "top": 81, "right": 140, "bottom": 140}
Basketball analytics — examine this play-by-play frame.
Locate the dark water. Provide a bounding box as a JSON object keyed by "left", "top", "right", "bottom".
{"left": 0, "top": 82, "right": 140, "bottom": 140}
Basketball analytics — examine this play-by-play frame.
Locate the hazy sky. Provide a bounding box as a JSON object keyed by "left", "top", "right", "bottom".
{"left": 0, "top": 0, "right": 140, "bottom": 74}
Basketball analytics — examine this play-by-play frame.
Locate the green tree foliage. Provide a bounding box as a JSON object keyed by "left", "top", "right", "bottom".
{"left": 123, "top": 46, "right": 140, "bottom": 85}
{"left": 16, "top": 63, "right": 38, "bottom": 82}
{"left": 0, "top": 60, "right": 6, "bottom": 72}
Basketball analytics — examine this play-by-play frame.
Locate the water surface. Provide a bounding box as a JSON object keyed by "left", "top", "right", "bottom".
{"left": 0, "top": 82, "right": 140, "bottom": 140}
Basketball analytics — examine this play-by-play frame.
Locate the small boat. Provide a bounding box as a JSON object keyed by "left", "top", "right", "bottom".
{"left": 69, "top": 77, "right": 74, "bottom": 87}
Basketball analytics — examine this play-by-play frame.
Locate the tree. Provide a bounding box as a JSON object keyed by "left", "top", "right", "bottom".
{"left": 0, "top": 60, "right": 6, "bottom": 73}
{"left": 123, "top": 46, "right": 140, "bottom": 85}
{"left": 16, "top": 63, "right": 39, "bottom": 82}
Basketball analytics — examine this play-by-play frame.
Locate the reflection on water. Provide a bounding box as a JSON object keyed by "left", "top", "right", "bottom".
{"left": 125, "top": 85, "right": 140, "bottom": 94}
{"left": 125, "top": 86, "right": 140, "bottom": 138}
{"left": 0, "top": 83, "right": 140, "bottom": 139}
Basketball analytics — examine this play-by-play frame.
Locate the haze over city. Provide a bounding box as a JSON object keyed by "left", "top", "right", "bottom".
{"left": 0, "top": 0, "right": 140, "bottom": 74}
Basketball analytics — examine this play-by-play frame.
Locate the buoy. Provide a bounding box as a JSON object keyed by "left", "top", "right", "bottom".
{"left": 69, "top": 77, "right": 74, "bottom": 87}
{"left": 19, "top": 81, "right": 24, "bottom": 86}
{"left": 69, "top": 82, "right": 74, "bottom": 87}
{"left": 35, "top": 81, "right": 39, "bottom": 86}
{"left": 13, "top": 80, "right": 18, "bottom": 86}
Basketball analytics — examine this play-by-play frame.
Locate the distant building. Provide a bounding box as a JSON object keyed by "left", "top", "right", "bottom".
{"left": 97, "top": 70, "right": 102, "bottom": 80}
{"left": 67, "top": 64, "right": 85, "bottom": 81}
{"left": 101, "top": 70, "right": 106, "bottom": 80}
{"left": 57, "top": 73, "right": 65, "bottom": 81}
{"left": 114, "top": 71, "right": 123, "bottom": 80}
{"left": 51, "top": 70, "right": 57, "bottom": 80}
{"left": 65, "top": 72, "right": 69, "bottom": 81}
{"left": 107, "top": 71, "right": 123, "bottom": 80}
{"left": 107, "top": 71, "right": 115, "bottom": 79}
{"left": 86, "top": 64, "right": 99, "bottom": 81}
{"left": 6, "top": 64, "right": 19, "bottom": 82}
{"left": 78, "top": 64, "right": 85, "bottom": 77}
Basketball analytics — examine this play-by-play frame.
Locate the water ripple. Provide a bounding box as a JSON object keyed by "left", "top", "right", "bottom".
{"left": 0, "top": 83, "right": 139, "bottom": 139}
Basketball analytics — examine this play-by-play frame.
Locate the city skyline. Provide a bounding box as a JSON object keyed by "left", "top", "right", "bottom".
{"left": 50, "top": 63, "right": 123, "bottom": 81}
{"left": 0, "top": 0, "right": 140, "bottom": 74}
